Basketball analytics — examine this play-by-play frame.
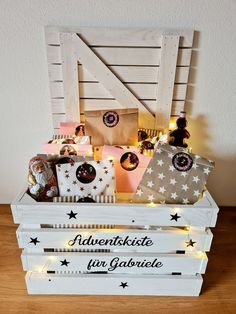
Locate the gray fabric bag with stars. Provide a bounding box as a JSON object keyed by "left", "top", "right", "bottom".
{"left": 133, "top": 142, "right": 214, "bottom": 204}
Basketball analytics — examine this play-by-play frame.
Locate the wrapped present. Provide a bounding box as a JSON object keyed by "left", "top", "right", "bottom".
{"left": 85, "top": 108, "right": 138, "bottom": 146}
{"left": 133, "top": 142, "right": 215, "bottom": 204}
{"left": 102, "top": 145, "right": 151, "bottom": 193}
{"left": 43, "top": 143, "right": 93, "bottom": 157}
{"left": 56, "top": 160, "right": 115, "bottom": 197}
{"left": 59, "top": 122, "right": 85, "bottom": 136}
{"left": 50, "top": 134, "right": 90, "bottom": 145}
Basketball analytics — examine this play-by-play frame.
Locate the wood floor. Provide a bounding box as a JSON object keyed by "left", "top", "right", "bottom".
{"left": 0, "top": 205, "right": 235, "bottom": 314}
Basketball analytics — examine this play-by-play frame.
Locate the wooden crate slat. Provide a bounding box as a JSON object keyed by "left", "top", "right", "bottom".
{"left": 25, "top": 272, "right": 202, "bottom": 296}
{"left": 16, "top": 226, "right": 213, "bottom": 252}
{"left": 11, "top": 191, "right": 219, "bottom": 227}
{"left": 47, "top": 45, "right": 192, "bottom": 67}
{"left": 79, "top": 65, "right": 190, "bottom": 84}
{"left": 72, "top": 33, "right": 154, "bottom": 128}
{"left": 45, "top": 27, "right": 194, "bottom": 47}
{"left": 60, "top": 33, "right": 80, "bottom": 122}
{"left": 52, "top": 113, "right": 66, "bottom": 128}
{"left": 22, "top": 251, "right": 208, "bottom": 274}
{"left": 80, "top": 99, "right": 185, "bottom": 116}
{"left": 79, "top": 82, "right": 187, "bottom": 100}
{"left": 51, "top": 99, "right": 65, "bottom": 114}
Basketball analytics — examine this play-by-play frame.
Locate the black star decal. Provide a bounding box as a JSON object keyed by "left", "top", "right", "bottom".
{"left": 104, "top": 170, "right": 109, "bottom": 174}
{"left": 170, "top": 213, "right": 181, "bottom": 221}
{"left": 120, "top": 282, "right": 128, "bottom": 289}
{"left": 99, "top": 178, "right": 103, "bottom": 182}
{"left": 65, "top": 170, "right": 69, "bottom": 173}
{"left": 70, "top": 163, "right": 75, "bottom": 167}
{"left": 80, "top": 187, "right": 84, "bottom": 191}
{"left": 72, "top": 180, "right": 77, "bottom": 185}
{"left": 67, "top": 210, "right": 78, "bottom": 219}
{"left": 185, "top": 239, "right": 196, "bottom": 247}
{"left": 93, "top": 186, "right": 97, "bottom": 190}
{"left": 96, "top": 161, "right": 100, "bottom": 164}
{"left": 57, "top": 164, "right": 61, "bottom": 168}
{"left": 60, "top": 259, "right": 70, "bottom": 266}
{"left": 29, "top": 237, "right": 40, "bottom": 245}
{"left": 109, "top": 159, "right": 113, "bottom": 163}
{"left": 67, "top": 188, "right": 71, "bottom": 192}
{"left": 65, "top": 174, "right": 70, "bottom": 178}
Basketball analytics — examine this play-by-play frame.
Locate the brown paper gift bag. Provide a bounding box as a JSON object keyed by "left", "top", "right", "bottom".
{"left": 133, "top": 142, "right": 215, "bottom": 204}
{"left": 85, "top": 108, "right": 138, "bottom": 146}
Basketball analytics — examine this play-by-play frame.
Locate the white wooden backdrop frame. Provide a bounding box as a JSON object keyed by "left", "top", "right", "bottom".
{"left": 45, "top": 27, "right": 194, "bottom": 132}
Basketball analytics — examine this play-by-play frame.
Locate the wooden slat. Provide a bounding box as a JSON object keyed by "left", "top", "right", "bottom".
{"left": 60, "top": 33, "right": 80, "bottom": 122}
{"left": 52, "top": 113, "right": 66, "bottom": 128}
{"left": 73, "top": 34, "right": 154, "bottom": 128}
{"left": 47, "top": 45, "right": 192, "bottom": 66}
{"left": 45, "top": 27, "right": 194, "bottom": 47}
{"left": 17, "top": 226, "right": 213, "bottom": 252}
{"left": 79, "top": 65, "right": 190, "bottom": 84}
{"left": 78, "top": 82, "right": 187, "bottom": 100}
{"left": 51, "top": 99, "right": 65, "bottom": 113}
{"left": 21, "top": 251, "right": 208, "bottom": 274}
{"left": 155, "top": 35, "right": 180, "bottom": 130}
{"left": 80, "top": 99, "right": 185, "bottom": 116}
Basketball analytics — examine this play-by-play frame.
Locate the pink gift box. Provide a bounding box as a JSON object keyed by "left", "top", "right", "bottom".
{"left": 102, "top": 145, "right": 151, "bottom": 193}
{"left": 43, "top": 143, "right": 93, "bottom": 157}
{"left": 59, "top": 122, "right": 85, "bottom": 136}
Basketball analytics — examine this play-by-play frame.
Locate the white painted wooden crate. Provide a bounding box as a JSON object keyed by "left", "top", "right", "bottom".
{"left": 11, "top": 27, "right": 220, "bottom": 296}
{"left": 11, "top": 189, "right": 218, "bottom": 296}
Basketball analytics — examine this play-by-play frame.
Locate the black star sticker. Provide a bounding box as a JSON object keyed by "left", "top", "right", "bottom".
{"left": 57, "top": 164, "right": 61, "bottom": 168}
{"left": 93, "top": 186, "right": 97, "bottom": 190}
{"left": 72, "top": 180, "right": 77, "bottom": 185}
{"left": 96, "top": 161, "right": 100, "bottom": 164}
{"left": 109, "top": 159, "right": 113, "bottom": 163}
{"left": 99, "top": 178, "right": 103, "bottom": 182}
{"left": 29, "top": 237, "right": 40, "bottom": 245}
{"left": 185, "top": 239, "right": 196, "bottom": 247}
{"left": 104, "top": 170, "right": 109, "bottom": 174}
{"left": 65, "top": 174, "right": 70, "bottom": 178}
{"left": 67, "top": 210, "right": 78, "bottom": 219}
{"left": 80, "top": 187, "right": 84, "bottom": 191}
{"left": 70, "top": 163, "right": 75, "bottom": 167}
{"left": 65, "top": 170, "right": 69, "bottom": 173}
{"left": 170, "top": 213, "right": 181, "bottom": 221}
{"left": 67, "top": 188, "right": 71, "bottom": 192}
{"left": 120, "top": 282, "right": 128, "bottom": 289}
{"left": 60, "top": 259, "right": 70, "bottom": 266}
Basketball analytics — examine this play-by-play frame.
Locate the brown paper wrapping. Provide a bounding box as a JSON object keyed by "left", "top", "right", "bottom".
{"left": 85, "top": 108, "right": 138, "bottom": 146}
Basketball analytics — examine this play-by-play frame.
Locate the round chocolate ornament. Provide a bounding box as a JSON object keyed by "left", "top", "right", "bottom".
{"left": 76, "top": 163, "right": 96, "bottom": 184}
{"left": 172, "top": 152, "right": 193, "bottom": 172}
{"left": 120, "top": 152, "right": 139, "bottom": 171}
{"left": 103, "top": 111, "right": 119, "bottom": 127}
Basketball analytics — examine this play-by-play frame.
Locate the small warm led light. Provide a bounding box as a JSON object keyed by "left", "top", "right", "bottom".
{"left": 185, "top": 226, "right": 190, "bottom": 231}
{"left": 147, "top": 202, "right": 156, "bottom": 207}
{"left": 107, "top": 156, "right": 114, "bottom": 161}
{"left": 48, "top": 256, "right": 56, "bottom": 261}
{"left": 38, "top": 267, "right": 44, "bottom": 273}
{"left": 174, "top": 208, "right": 181, "bottom": 213}
{"left": 196, "top": 251, "right": 205, "bottom": 258}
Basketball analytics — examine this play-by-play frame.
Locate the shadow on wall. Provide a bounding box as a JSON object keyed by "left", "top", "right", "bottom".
{"left": 188, "top": 115, "right": 236, "bottom": 206}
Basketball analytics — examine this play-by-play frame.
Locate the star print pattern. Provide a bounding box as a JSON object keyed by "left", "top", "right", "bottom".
{"left": 56, "top": 160, "right": 115, "bottom": 197}
{"left": 133, "top": 142, "right": 214, "bottom": 204}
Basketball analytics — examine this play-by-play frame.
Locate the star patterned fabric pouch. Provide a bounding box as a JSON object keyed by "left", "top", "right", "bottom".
{"left": 133, "top": 142, "right": 215, "bottom": 204}
{"left": 56, "top": 160, "right": 115, "bottom": 197}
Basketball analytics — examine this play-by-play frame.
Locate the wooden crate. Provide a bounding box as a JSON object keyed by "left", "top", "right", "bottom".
{"left": 11, "top": 189, "right": 218, "bottom": 295}
{"left": 11, "top": 27, "right": 220, "bottom": 296}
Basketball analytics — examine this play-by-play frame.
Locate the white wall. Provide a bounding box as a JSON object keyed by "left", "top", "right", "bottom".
{"left": 0, "top": 0, "right": 236, "bottom": 206}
